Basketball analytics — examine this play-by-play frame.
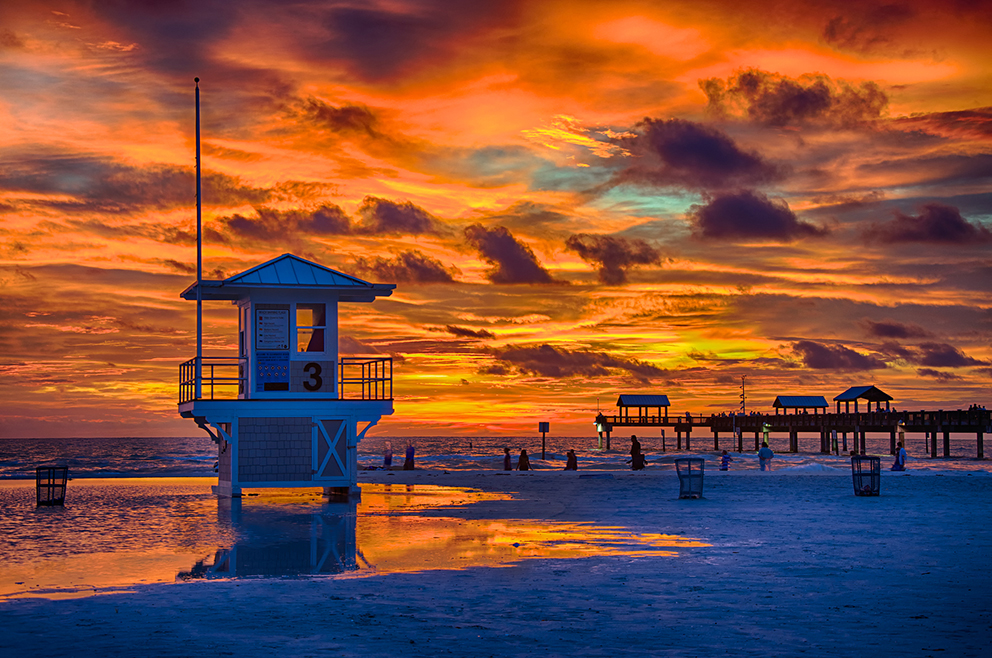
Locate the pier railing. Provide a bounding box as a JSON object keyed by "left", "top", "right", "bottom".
{"left": 598, "top": 409, "right": 990, "bottom": 432}
{"left": 178, "top": 355, "right": 393, "bottom": 403}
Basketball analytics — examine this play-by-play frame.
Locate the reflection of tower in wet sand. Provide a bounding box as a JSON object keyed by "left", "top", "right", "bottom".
{"left": 180, "top": 498, "right": 358, "bottom": 579}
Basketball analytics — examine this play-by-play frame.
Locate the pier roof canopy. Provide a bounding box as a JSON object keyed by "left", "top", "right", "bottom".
{"left": 180, "top": 253, "right": 395, "bottom": 302}
{"left": 773, "top": 396, "right": 828, "bottom": 409}
{"left": 833, "top": 385, "right": 893, "bottom": 403}
{"left": 617, "top": 395, "right": 670, "bottom": 407}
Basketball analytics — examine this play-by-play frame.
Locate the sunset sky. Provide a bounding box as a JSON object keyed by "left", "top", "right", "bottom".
{"left": 1, "top": 0, "right": 990, "bottom": 438}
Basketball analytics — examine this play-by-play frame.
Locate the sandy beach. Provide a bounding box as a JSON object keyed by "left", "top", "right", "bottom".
{"left": 2, "top": 466, "right": 991, "bottom": 657}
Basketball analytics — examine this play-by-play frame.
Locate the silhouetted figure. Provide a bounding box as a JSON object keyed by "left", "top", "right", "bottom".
{"left": 630, "top": 435, "right": 644, "bottom": 470}
{"left": 503, "top": 447, "right": 511, "bottom": 471}
{"left": 517, "top": 449, "right": 530, "bottom": 471}
{"left": 564, "top": 450, "right": 577, "bottom": 471}
{"left": 383, "top": 441, "right": 393, "bottom": 469}
{"left": 891, "top": 441, "right": 907, "bottom": 471}
{"left": 403, "top": 442, "right": 415, "bottom": 470}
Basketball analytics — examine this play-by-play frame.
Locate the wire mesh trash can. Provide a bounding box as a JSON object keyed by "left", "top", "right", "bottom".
{"left": 36, "top": 466, "right": 68, "bottom": 506}
{"left": 850, "top": 456, "right": 880, "bottom": 496}
{"left": 675, "top": 458, "right": 705, "bottom": 499}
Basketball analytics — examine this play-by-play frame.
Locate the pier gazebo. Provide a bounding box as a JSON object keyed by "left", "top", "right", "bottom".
{"left": 177, "top": 253, "right": 395, "bottom": 498}
{"left": 773, "top": 396, "right": 828, "bottom": 415}
{"left": 616, "top": 394, "right": 671, "bottom": 422}
{"left": 834, "top": 385, "right": 893, "bottom": 413}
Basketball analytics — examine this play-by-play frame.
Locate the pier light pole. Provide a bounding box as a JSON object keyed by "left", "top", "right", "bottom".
{"left": 194, "top": 77, "right": 203, "bottom": 400}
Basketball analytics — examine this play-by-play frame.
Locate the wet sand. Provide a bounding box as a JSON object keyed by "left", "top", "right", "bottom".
{"left": 2, "top": 468, "right": 991, "bottom": 657}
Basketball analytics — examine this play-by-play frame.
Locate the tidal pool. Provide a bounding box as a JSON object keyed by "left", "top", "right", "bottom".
{"left": 0, "top": 480, "right": 707, "bottom": 599}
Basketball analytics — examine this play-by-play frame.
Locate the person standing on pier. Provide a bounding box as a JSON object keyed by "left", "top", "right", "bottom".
{"left": 891, "top": 442, "right": 907, "bottom": 471}
{"left": 758, "top": 442, "right": 774, "bottom": 471}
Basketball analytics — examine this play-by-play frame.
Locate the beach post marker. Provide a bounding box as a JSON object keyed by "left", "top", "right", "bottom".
{"left": 539, "top": 422, "right": 549, "bottom": 460}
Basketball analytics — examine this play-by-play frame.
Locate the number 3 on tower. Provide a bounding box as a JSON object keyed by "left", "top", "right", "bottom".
{"left": 303, "top": 362, "right": 322, "bottom": 391}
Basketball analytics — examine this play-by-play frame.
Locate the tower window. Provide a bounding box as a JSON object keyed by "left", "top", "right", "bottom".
{"left": 297, "top": 303, "right": 325, "bottom": 352}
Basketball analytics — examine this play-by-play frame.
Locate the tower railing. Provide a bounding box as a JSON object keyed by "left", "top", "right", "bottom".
{"left": 179, "top": 357, "right": 245, "bottom": 403}
{"left": 178, "top": 355, "right": 393, "bottom": 403}
{"left": 339, "top": 356, "right": 392, "bottom": 400}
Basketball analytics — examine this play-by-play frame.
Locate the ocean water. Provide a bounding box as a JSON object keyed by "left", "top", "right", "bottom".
{"left": 1, "top": 431, "right": 989, "bottom": 480}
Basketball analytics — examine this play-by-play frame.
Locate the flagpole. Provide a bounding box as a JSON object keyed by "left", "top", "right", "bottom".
{"left": 195, "top": 77, "right": 203, "bottom": 400}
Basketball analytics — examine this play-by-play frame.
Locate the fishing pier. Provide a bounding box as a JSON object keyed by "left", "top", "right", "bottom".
{"left": 597, "top": 390, "right": 990, "bottom": 459}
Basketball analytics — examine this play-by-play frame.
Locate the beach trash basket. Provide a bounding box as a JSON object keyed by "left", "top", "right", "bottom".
{"left": 36, "top": 466, "right": 68, "bottom": 506}
{"left": 675, "top": 458, "right": 705, "bottom": 499}
{"left": 850, "top": 456, "right": 880, "bottom": 496}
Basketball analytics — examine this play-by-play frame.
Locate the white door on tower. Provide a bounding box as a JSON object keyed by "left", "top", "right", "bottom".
{"left": 313, "top": 419, "right": 347, "bottom": 480}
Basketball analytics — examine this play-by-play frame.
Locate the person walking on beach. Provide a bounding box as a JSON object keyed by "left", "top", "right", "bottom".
{"left": 758, "top": 442, "right": 774, "bottom": 471}
{"left": 564, "top": 449, "right": 577, "bottom": 471}
{"left": 891, "top": 441, "right": 908, "bottom": 471}
{"left": 630, "top": 435, "right": 645, "bottom": 470}
{"left": 383, "top": 442, "right": 393, "bottom": 469}
{"left": 403, "top": 442, "right": 415, "bottom": 470}
{"left": 517, "top": 449, "right": 531, "bottom": 471}
{"left": 503, "top": 447, "right": 512, "bottom": 471}
{"left": 720, "top": 450, "right": 733, "bottom": 471}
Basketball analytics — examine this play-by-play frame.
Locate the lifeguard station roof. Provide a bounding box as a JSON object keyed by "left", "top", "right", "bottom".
{"left": 180, "top": 253, "right": 395, "bottom": 302}
{"left": 833, "top": 385, "right": 893, "bottom": 402}
{"left": 773, "top": 395, "right": 828, "bottom": 408}
{"left": 617, "top": 395, "right": 670, "bottom": 407}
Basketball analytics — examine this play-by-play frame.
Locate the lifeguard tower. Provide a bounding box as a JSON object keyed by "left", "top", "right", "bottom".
{"left": 177, "top": 253, "right": 395, "bottom": 497}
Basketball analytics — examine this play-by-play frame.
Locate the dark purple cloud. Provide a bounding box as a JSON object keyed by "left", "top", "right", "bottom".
{"left": 297, "top": 97, "right": 380, "bottom": 137}
{"left": 463, "top": 224, "right": 560, "bottom": 284}
{"left": 353, "top": 250, "right": 459, "bottom": 283}
{"left": 892, "top": 107, "right": 992, "bottom": 140}
{"left": 793, "top": 340, "right": 886, "bottom": 370}
{"left": 564, "top": 234, "right": 661, "bottom": 284}
{"left": 490, "top": 344, "right": 664, "bottom": 381}
{"left": 916, "top": 368, "right": 962, "bottom": 382}
{"left": 915, "top": 343, "right": 987, "bottom": 368}
{"left": 822, "top": 4, "right": 915, "bottom": 55}
{"left": 862, "top": 319, "right": 932, "bottom": 339}
{"left": 443, "top": 325, "right": 495, "bottom": 340}
{"left": 856, "top": 153, "right": 992, "bottom": 188}
{"left": 356, "top": 196, "right": 443, "bottom": 235}
{"left": 481, "top": 202, "right": 572, "bottom": 237}
{"left": 0, "top": 152, "right": 274, "bottom": 212}
{"left": 700, "top": 68, "right": 887, "bottom": 127}
{"left": 216, "top": 204, "right": 351, "bottom": 245}
{"left": 689, "top": 191, "right": 827, "bottom": 241}
{"left": 315, "top": 2, "right": 514, "bottom": 81}
{"left": 618, "top": 118, "right": 779, "bottom": 190}
{"left": 863, "top": 203, "right": 992, "bottom": 244}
